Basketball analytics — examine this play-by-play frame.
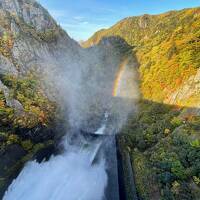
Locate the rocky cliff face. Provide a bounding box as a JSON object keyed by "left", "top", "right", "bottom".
{"left": 0, "top": 0, "right": 55, "bottom": 30}
{"left": 0, "top": 0, "right": 82, "bottom": 109}
{"left": 0, "top": 0, "right": 80, "bottom": 73}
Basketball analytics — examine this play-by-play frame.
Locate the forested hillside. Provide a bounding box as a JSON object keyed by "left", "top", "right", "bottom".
{"left": 85, "top": 7, "right": 200, "bottom": 200}
{"left": 84, "top": 7, "right": 200, "bottom": 108}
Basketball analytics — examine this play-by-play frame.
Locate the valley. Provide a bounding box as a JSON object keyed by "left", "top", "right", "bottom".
{"left": 0, "top": 1, "right": 199, "bottom": 200}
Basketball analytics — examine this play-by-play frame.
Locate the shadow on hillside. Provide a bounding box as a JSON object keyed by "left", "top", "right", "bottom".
{"left": 84, "top": 35, "right": 136, "bottom": 58}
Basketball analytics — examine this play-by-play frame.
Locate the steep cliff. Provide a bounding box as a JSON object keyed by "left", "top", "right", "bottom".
{"left": 0, "top": 0, "right": 82, "bottom": 114}
{"left": 0, "top": 0, "right": 80, "bottom": 73}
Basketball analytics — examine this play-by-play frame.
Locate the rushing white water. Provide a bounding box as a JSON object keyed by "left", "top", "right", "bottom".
{"left": 3, "top": 136, "right": 107, "bottom": 200}
{"left": 95, "top": 125, "right": 106, "bottom": 135}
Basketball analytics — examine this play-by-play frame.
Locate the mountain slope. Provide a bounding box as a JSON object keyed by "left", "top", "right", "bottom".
{"left": 84, "top": 7, "right": 200, "bottom": 108}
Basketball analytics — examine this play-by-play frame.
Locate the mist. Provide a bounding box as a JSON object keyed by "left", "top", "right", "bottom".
{"left": 3, "top": 36, "right": 139, "bottom": 200}
{"left": 41, "top": 37, "right": 139, "bottom": 132}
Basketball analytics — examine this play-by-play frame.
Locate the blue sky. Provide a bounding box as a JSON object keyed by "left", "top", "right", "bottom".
{"left": 38, "top": 0, "right": 200, "bottom": 41}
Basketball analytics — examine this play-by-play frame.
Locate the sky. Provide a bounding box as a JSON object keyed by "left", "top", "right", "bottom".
{"left": 38, "top": 0, "right": 200, "bottom": 41}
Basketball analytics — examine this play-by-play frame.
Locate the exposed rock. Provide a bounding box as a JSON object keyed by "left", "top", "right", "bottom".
{"left": 165, "top": 69, "right": 200, "bottom": 109}
{"left": 15, "top": 124, "right": 55, "bottom": 143}
{"left": 1, "top": 0, "right": 56, "bottom": 31}
{"left": 33, "top": 143, "right": 56, "bottom": 162}
{"left": 0, "top": 54, "right": 18, "bottom": 75}
{"left": 0, "top": 0, "right": 81, "bottom": 75}
{"left": 139, "top": 15, "right": 150, "bottom": 29}
{"left": 0, "top": 79, "right": 24, "bottom": 112}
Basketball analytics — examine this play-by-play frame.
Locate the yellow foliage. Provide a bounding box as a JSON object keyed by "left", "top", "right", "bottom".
{"left": 84, "top": 7, "right": 200, "bottom": 106}
{"left": 0, "top": 100, "right": 5, "bottom": 108}
{"left": 164, "top": 128, "right": 171, "bottom": 136}
{"left": 193, "top": 176, "right": 200, "bottom": 185}
{"left": 7, "top": 134, "right": 19, "bottom": 145}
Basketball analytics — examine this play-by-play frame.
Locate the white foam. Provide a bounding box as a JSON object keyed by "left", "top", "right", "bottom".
{"left": 95, "top": 124, "right": 106, "bottom": 135}
{"left": 3, "top": 146, "right": 107, "bottom": 200}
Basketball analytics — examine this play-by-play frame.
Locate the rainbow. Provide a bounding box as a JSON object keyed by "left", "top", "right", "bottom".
{"left": 112, "top": 59, "right": 129, "bottom": 97}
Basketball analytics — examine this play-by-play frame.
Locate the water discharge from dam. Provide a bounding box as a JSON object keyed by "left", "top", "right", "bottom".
{"left": 3, "top": 57, "right": 138, "bottom": 200}
{"left": 3, "top": 125, "right": 108, "bottom": 200}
